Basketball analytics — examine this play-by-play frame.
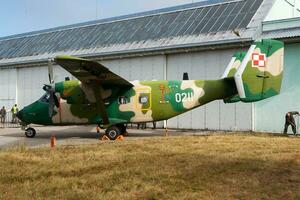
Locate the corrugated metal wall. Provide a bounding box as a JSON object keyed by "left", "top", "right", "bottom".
{"left": 0, "top": 69, "right": 17, "bottom": 109}
{"left": 101, "top": 55, "right": 165, "bottom": 81}
{"left": 17, "top": 66, "right": 72, "bottom": 109}
{"left": 17, "top": 67, "right": 47, "bottom": 108}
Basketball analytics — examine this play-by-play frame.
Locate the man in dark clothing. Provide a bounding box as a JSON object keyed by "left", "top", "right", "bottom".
{"left": 284, "top": 111, "right": 299, "bottom": 135}
{"left": 0, "top": 106, "right": 6, "bottom": 123}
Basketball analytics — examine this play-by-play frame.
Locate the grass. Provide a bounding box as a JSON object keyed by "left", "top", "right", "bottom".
{"left": 0, "top": 133, "right": 299, "bottom": 200}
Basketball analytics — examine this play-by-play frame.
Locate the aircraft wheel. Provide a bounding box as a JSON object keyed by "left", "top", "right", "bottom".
{"left": 25, "top": 128, "right": 36, "bottom": 138}
{"left": 105, "top": 126, "right": 121, "bottom": 140}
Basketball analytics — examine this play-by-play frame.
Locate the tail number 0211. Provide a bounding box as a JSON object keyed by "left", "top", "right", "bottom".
{"left": 175, "top": 92, "right": 194, "bottom": 103}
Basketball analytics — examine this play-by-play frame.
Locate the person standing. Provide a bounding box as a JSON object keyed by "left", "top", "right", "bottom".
{"left": 284, "top": 111, "right": 299, "bottom": 135}
{"left": 0, "top": 106, "right": 6, "bottom": 123}
{"left": 11, "top": 104, "right": 19, "bottom": 123}
{"left": 152, "top": 121, "right": 156, "bottom": 129}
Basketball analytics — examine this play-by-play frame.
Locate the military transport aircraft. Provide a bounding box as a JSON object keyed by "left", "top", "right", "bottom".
{"left": 17, "top": 39, "right": 284, "bottom": 140}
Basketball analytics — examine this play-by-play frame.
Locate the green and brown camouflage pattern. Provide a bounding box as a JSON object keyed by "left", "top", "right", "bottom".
{"left": 240, "top": 39, "right": 284, "bottom": 102}
{"left": 18, "top": 39, "right": 284, "bottom": 127}
{"left": 223, "top": 39, "right": 284, "bottom": 103}
{"left": 19, "top": 78, "right": 236, "bottom": 125}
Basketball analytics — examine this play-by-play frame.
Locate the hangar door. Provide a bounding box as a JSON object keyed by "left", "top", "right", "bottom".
{"left": 0, "top": 68, "right": 17, "bottom": 109}
{"left": 17, "top": 67, "right": 48, "bottom": 108}
{"left": 102, "top": 55, "right": 165, "bottom": 81}
{"left": 166, "top": 49, "right": 252, "bottom": 131}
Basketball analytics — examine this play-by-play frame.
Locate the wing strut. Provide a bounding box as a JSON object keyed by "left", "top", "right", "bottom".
{"left": 93, "top": 86, "right": 109, "bottom": 125}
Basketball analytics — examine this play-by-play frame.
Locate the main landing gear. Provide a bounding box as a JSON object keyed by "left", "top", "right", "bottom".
{"left": 25, "top": 127, "right": 36, "bottom": 138}
{"left": 104, "top": 124, "right": 127, "bottom": 140}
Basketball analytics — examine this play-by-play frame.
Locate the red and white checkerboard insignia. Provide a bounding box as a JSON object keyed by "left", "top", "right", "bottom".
{"left": 252, "top": 53, "right": 266, "bottom": 67}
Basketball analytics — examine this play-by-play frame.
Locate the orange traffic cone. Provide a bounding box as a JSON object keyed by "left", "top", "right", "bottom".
{"left": 50, "top": 135, "right": 56, "bottom": 148}
{"left": 116, "top": 135, "right": 124, "bottom": 141}
{"left": 101, "top": 135, "right": 110, "bottom": 141}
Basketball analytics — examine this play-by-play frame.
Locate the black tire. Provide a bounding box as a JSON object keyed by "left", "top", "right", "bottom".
{"left": 105, "top": 126, "right": 121, "bottom": 140}
{"left": 117, "top": 124, "right": 126, "bottom": 135}
{"left": 25, "top": 128, "right": 36, "bottom": 138}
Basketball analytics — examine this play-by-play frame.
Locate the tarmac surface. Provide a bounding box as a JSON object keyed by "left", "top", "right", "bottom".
{"left": 0, "top": 125, "right": 209, "bottom": 149}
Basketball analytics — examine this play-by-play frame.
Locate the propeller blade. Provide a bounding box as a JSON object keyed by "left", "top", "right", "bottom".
{"left": 48, "top": 58, "right": 54, "bottom": 84}
{"left": 54, "top": 94, "right": 59, "bottom": 108}
{"left": 42, "top": 83, "right": 58, "bottom": 117}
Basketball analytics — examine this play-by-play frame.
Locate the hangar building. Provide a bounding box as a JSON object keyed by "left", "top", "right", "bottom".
{"left": 0, "top": 0, "right": 300, "bottom": 133}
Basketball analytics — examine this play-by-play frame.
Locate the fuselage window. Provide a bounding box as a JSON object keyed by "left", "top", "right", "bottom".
{"left": 118, "top": 96, "right": 129, "bottom": 104}
{"left": 139, "top": 95, "right": 149, "bottom": 104}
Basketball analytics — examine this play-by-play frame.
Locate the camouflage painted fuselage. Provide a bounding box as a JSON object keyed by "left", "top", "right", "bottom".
{"left": 20, "top": 78, "right": 236, "bottom": 126}
{"left": 19, "top": 39, "right": 284, "bottom": 127}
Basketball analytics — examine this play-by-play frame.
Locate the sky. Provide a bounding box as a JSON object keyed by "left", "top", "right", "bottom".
{"left": 0, "top": 0, "right": 204, "bottom": 38}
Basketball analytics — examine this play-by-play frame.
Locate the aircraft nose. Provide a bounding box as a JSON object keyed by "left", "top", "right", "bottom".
{"left": 17, "top": 110, "right": 23, "bottom": 121}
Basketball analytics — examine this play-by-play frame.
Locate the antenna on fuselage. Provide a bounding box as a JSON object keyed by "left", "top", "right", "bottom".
{"left": 183, "top": 72, "right": 189, "bottom": 80}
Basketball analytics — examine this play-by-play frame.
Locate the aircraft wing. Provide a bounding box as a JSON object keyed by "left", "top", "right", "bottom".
{"left": 54, "top": 55, "right": 133, "bottom": 87}
{"left": 55, "top": 55, "right": 133, "bottom": 125}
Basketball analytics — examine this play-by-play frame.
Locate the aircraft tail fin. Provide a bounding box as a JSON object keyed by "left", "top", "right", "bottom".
{"left": 221, "top": 52, "right": 247, "bottom": 79}
{"left": 224, "top": 39, "right": 284, "bottom": 103}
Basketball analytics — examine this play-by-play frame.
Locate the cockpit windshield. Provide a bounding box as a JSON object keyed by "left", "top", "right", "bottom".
{"left": 39, "top": 92, "right": 50, "bottom": 103}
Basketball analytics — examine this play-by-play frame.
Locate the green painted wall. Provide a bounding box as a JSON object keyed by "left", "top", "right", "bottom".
{"left": 254, "top": 43, "right": 300, "bottom": 133}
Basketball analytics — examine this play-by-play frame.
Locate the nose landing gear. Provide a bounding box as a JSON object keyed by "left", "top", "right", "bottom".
{"left": 25, "top": 127, "right": 36, "bottom": 138}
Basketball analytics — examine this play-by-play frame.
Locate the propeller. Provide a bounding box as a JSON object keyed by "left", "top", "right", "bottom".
{"left": 43, "top": 85, "right": 59, "bottom": 117}
{"left": 44, "top": 58, "right": 59, "bottom": 117}
{"left": 48, "top": 58, "right": 54, "bottom": 84}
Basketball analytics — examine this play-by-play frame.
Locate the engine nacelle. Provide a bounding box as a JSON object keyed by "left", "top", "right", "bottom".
{"left": 55, "top": 80, "right": 87, "bottom": 104}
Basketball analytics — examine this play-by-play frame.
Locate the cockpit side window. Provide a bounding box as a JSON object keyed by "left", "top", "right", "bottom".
{"left": 118, "top": 96, "right": 129, "bottom": 104}
{"left": 39, "top": 93, "right": 50, "bottom": 103}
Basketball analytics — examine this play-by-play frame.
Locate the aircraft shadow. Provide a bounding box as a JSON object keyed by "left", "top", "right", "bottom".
{"left": 1, "top": 127, "right": 167, "bottom": 140}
